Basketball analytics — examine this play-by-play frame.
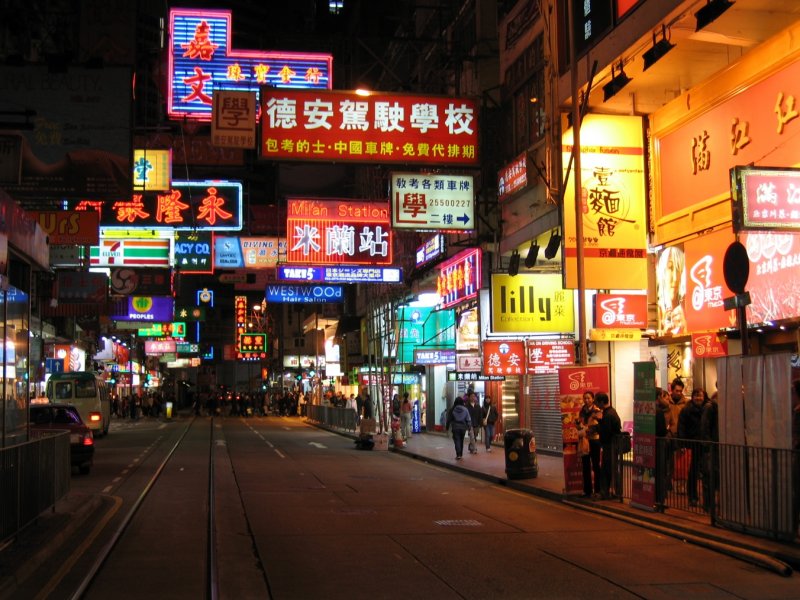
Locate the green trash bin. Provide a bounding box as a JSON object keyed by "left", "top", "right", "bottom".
{"left": 504, "top": 429, "right": 538, "bottom": 479}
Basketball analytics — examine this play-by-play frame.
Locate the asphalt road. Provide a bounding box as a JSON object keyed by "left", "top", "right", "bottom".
{"left": 16, "top": 415, "right": 800, "bottom": 599}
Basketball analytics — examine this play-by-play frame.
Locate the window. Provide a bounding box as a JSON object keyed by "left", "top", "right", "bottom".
{"left": 329, "top": 1, "right": 343, "bottom": 15}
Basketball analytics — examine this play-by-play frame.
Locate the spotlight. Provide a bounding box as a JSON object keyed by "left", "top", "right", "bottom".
{"left": 524, "top": 241, "right": 540, "bottom": 268}
{"left": 643, "top": 25, "right": 675, "bottom": 71}
{"left": 695, "top": 0, "right": 734, "bottom": 32}
{"left": 544, "top": 231, "right": 561, "bottom": 260}
{"left": 602, "top": 61, "right": 631, "bottom": 102}
{"left": 508, "top": 250, "right": 520, "bottom": 277}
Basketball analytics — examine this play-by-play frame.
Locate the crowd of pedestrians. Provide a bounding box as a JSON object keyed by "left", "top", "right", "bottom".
{"left": 444, "top": 389, "right": 499, "bottom": 460}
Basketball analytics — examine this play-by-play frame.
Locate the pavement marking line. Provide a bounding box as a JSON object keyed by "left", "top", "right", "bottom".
{"left": 274, "top": 449, "right": 286, "bottom": 458}
{"left": 266, "top": 441, "right": 274, "bottom": 448}
{"left": 34, "top": 495, "right": 123, "bottom": 600}
{"left": 112, "top": 477, "right": 121, "bottom": 483}
{"left": 102, "top": 486, "right": 113, "bottom": 493}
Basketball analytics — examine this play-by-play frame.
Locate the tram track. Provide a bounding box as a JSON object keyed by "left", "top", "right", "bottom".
{"left": 65, "top": 416, "right": 270, "bottom": 600}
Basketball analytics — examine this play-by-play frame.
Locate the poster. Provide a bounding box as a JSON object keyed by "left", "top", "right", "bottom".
{"left": 558, "top": 364, "right": 610, "bottom": 495}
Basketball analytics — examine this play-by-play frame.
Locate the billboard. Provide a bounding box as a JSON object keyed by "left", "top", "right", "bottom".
{"left": 490, "top": 273, "right": 574, "bottom": 334}
{"left": 731, "top": 166, "right": 800, "bottom": 232}
{"left": 265, "top": 284, "right": 344, "bottom": 304}
{"left": 168, "top": 8, "right": 332, "bottom": 120}
{"left": 277, "top": 265, "right": 402, "bottom": 284}
{"left": 214, "top": 236, "right": 285, "bottom": 268}
{"left": 286, "top": 198, "right": 391, "bottom": 265}
{"left": 261, "top": 89, "right": 479, "bottom": 165}
{"left": 436, "top": 248, "right": 481, "bottom": 309}
{"left": 391, "top": 172, "right": 474, "bottom": 231}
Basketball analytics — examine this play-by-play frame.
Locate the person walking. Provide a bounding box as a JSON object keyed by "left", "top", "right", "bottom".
{"left": 596, "top": 391, "right": 621, "bottom": 499}
{"left": 466, "top": 392, "right": 482, "bottom": 454}
{"left": 576, "top": 390, "right": 603, "bottom": 498}
{"left": 482, "top": 396, "right": 498, "bottom": 452}
{"left": 446, "top": 397, "right": 471, "bottom": 460}
{"left": 400, "top": 393, "right": 413, "bottom": 441}
{"left": 679, "top": 387, "right": 709, "bottom": 507}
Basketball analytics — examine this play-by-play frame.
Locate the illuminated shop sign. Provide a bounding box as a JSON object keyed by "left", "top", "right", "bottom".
{"left": 174, "top": 230, "right": 214, "bottom": 274}
{"left": 413, "top": 348, "right": 456, "bottom": 365}
{"left": 214, "top": 236, "right": 286, "bottom": 268}
{"left": 563, "top": 114, "right": 647, "bottom": 290}
{"left": 448, "top": 372, "right": 505, "bottom": 382}
{"left": 490, "top": 273, "right": 575, "bottom": 334}
{"left": 133, "top": 149, "right": 171, "bottom": 191}
{"left": 593, "top": 293, "right": 647, "bottom": 329}
{"left": 90, "top": 238, "right": 171, "bottom": 268}
{"left": 570, "top": 0, "right": 613, "bottom": 59}
{"left": 286, "top": 198, "right": 391, "bottom": 265}
{"left": 692, "top": 333, "right": 728, "bottom": 358}
{"left": 114, "top": 296, "right": 174, "bottom": 322}
{"left": 391, "top": 173, "right": 474, "bottom": 231}
{"left": 482, "top": 340, "right": 526, "bottom": 375}
{"left": 99, "top": 180, "right": 242, "bottom": 231}
{"left": 110, "top": 268, "right": 171, "bottom": 296}
{"left": 29, "top": 210, "right": 100, "bottom": 246}
{"left": 234, "top": 295, "right": 268, "bottom": 361}
{"left": 436, "top": 248, "right": 481, "bottom": 309}
{"left": 498, "top": 152, "right": 528, "bottom": 202}
{"left": 174, "top": 306, "right": 206, "bottom": 322}
{"left": 145, "top": 340, "right": 177, "bottom": 355}
{"left": 277, "top": 265, "right": 402, "bottom": 284}
{"left": 265, "top": 284, "right": 344, "bottom": 304}
{"left": 526, "top": 340, "right": 575, "bottom": 374}
{"left": 168, "top": 8, "right": 332, "bottom": 121}
{"left": 212, "top": 90, "right": 256, "bottom": 149}
{"left": 731, "top": 166, "right": 800, "bottom": 231}
{"left": 456, "top": 353, "right": 482, "bottom": 372}
{"left": 415, "top": 233, "right": 446, "bottom": 269}
{"left": 137, "top": 323, "right": 186, "bottom": 338}
{"left": 260, "top": 89, "right": 479, "bottom": 166}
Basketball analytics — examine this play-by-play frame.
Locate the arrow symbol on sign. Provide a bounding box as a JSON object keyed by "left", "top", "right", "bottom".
{"left": 308, "top": 442, "right": 327, "bottom": 449}
{"left": 456, "top": 213, "right": 470, "bottom": 225}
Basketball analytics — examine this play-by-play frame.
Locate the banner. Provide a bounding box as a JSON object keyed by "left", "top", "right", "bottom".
{"left": 631, "top": 361, "right": 656, "bottom": 510}
{"left": 558, "top": 364, "right": 610, "bottom": 495}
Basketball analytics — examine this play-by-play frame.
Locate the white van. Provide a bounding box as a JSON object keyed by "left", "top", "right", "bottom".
{"left": 45, "top": 371, "right": 111, "bottom": 436}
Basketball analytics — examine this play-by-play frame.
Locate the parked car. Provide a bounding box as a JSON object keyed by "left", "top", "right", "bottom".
{"left": 30, "top": 404, "right": 94, "bottom": 474}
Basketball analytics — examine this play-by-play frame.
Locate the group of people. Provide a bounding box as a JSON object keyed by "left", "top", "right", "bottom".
{"left": 575, "top": 391, "right": 621, "bottom": 500}
{"left": 655, "top": 378, "right": 719, "bottom": 509}
{"left": 445, "top": 390, "right": 498, "bottom": 459}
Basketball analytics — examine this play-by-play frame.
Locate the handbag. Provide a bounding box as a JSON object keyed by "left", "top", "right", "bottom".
{"left": 577, "top": 435, "right": 590, "bottom": 456}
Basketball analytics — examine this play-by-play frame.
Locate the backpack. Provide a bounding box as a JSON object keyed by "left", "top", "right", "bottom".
{"left": 619, "top": 431, "right": 632, "bottom": 454}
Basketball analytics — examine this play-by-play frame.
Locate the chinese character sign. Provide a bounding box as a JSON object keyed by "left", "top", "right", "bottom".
{"left": 169, "top": 8, "right": 332, "bottom": 120}
{"left": 594, "top": 293, "right": 647, "bottom": 329}
{"left": 437, "top": 248, "right": 481, "bottom": 309}
{"left": 525, "top": 340, "right": 575, "bottom": 374}
{"left": 261, "top": 89, "right": 479, "bottom": 166}
{"left": 391, "top": 172, "right": 474, "bottom": 231}
{"left": 562, "top": 114, "right": 647, "bottom": 290}
{"left": 683, "top": 228, "right": 736, "bottom": 333}
{"left": 286, "top": 198, "right": 392, "bottom": 265}
{"left": 212, "top": 91, "right": 256, "bottom": 149}
{"left": 174, "top": 230, "right": 214, "bottom": 274}
{"left": 133, "top": 149, "right": 171, "bottom": 191}
{"left": 498, "top": 152, "right": 528, "bottom": 202}
{"left": 742, "top": 231, "right": 800, "bottom": 324}
{"left": 99, "top": 180, "right": 243, "bottom": 231}
{"left": 482, "top": 340, "right": 526, "bottom": 375}
{"left": 732, "top": 166, "right": 800, "bottom": 231}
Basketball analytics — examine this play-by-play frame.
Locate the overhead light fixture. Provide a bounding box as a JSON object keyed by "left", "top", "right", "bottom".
{"left": 643, "top": 24, "right": 675, "bottom": 71}
{"left": 544, "top": 230, "right": 561, "bottom": 259}
{"left": 524, "top": 241, "right": 540, "bottom": 268}
{"left": 695, "top": 0, "right": 735, "bottom": 32}
{"left": 508, "top": 250, "right": 520, "bottom": 277}
{"left": 602, "top": 61, "right": 632, "bottom": 102}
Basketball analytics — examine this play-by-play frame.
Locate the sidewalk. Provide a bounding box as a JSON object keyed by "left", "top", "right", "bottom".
{"left": 327, "top": 423, "right": 800, "bottom": 576}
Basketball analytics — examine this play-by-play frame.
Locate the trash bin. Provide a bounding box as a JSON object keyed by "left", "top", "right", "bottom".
{"left": 504, "top": 429, "right": 538, "bottom": 479}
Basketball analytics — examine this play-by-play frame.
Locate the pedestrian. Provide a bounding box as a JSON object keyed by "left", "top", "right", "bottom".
{"left": 362, "top": 392, "right": 374, "bottom": 420}
{"left": 655, "top": 387, "right": 670, "bottom": 508}
{"left": 446, "top": 396, "right": 471, "bottom": 460}
{"left": 595, "top": 391, "right": 621, "bottom": 499}
{"left": 466, "top": 392, "right": 482, "bottom": 454}
{"left": 355, "top": 391, "right": 364, "bottom": 422}
{"left": 576, "top": 390, "right": 602, "bottom": 498}
{"left": 701, "top": 388, "right": 719, "bottom": 510}
{"left": 666, "top": 377, "right": 687, "bottom": 491}
{"left": 679, "top": 387, "right": 709, "bottom": 507}
{"left": 400, "top": 393, "right": 412, "bottom": 440}
{"left": 481, "top": 396, "right": 498, "bottom": 452}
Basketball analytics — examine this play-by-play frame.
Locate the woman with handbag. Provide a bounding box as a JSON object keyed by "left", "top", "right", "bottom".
{"left": 482, "top": 396, "right": 498, "bottom": 452}
{"left": 576, "top": 390, "right": 603, "bottom": 498}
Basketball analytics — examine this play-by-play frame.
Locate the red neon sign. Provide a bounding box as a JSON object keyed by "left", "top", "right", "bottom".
{"left": 285, "top": 198, "right": 392, "bottom": 265}
{"left": 436, "top": 248, "right": 481, "bottom": 309}
{"left": 261, "top": 89, "right": 479, "bottom": 166}
{"left": 482, "top": 340, "right": 526, "bottom": 375}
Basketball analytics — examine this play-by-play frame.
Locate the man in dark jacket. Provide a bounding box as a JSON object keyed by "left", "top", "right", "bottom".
{"left": 679, "top": 388, "right": 709, "bottom": 506}
{"left": 446, "top": 397, "right": 472, "bottom": 459}
{"left": 466, "top": 392, "right": 483, "bottom": 454}
{"left": 596, "top": 391, "right": 621, "bottom": 499}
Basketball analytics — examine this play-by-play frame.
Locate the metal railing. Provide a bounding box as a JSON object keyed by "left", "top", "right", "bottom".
{"left": 1, "top": 432, "right": 71, "bottom": 543}
{"left": 612, "top": 435, "right": 800, "bottom": 542}
{"left": 306, "top": 405, "right": 359, "bottom": 432}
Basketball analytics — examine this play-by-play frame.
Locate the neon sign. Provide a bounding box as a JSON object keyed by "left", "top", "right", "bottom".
{"left": 277, "top": 265, "right": 402, "bottom": 284}
{"left": 436, "top": 248, "right": 481, "bottom": 309}
{"left": 260, "top": 89, "right": 479, "bottom": 165}
{"left": 286, "top": 198, "right": 392, "bottom": 265}
{"left": 98, "top": 180, "right": 243, "bottom": 231}
{"left": 169, "top": 8, "right": 332, "bottom": 121}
